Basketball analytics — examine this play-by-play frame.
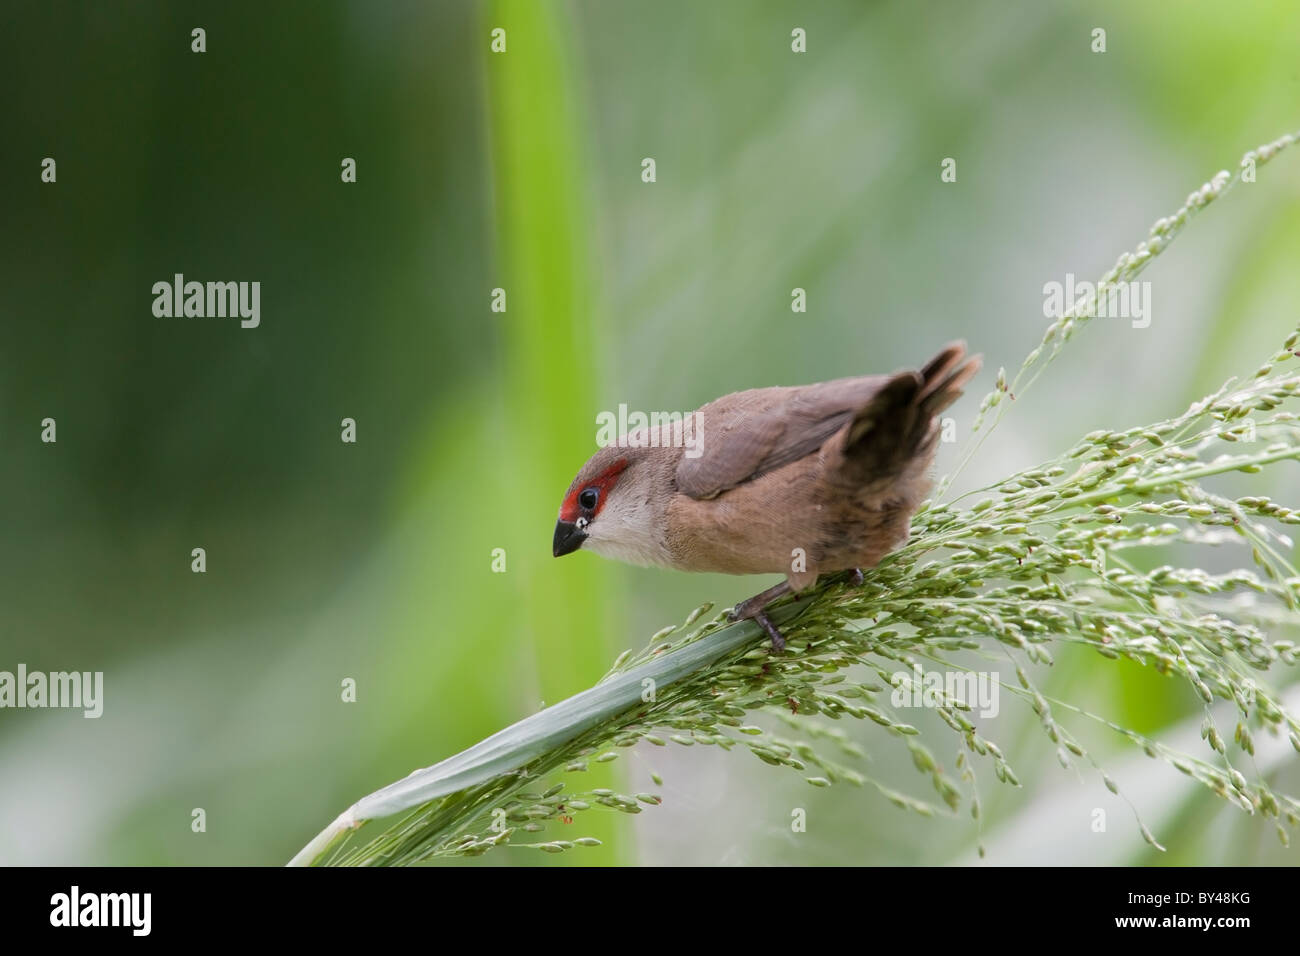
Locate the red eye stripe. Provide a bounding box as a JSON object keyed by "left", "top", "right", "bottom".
{"left": 560, "top": 459, "right": 628, "bottom": 521}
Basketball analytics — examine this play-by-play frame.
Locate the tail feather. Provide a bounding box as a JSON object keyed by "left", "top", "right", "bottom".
{"left": 839, "top": 341, "right": 981, "bottom": 484}
{"left": 918, "top": 341, "right": 981, "bottom": 418}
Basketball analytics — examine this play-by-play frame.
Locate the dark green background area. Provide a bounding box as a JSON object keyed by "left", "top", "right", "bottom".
{"left": 1, "top": 0, "right": 1297, "bottom": 865}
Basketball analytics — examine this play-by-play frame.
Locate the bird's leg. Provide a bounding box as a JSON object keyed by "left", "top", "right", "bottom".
{"left": 849, "top": 567, "right": 864, "bottom": 586}
{"left": 729, "top": 580, "right": 792, "bottom": 619}
{"left": 728, "top": 580, "right": 793, "bottom": 652}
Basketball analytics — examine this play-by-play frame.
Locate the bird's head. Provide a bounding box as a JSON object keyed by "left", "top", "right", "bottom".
{"left": 552, "top": 444, "right": 669, "bottom": 566}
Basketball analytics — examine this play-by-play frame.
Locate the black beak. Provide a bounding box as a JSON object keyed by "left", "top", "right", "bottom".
{"left": 553, "top": 519, "right": 587, "bottom": 557}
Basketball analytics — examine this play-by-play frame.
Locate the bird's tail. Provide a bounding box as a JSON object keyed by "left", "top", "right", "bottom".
{"left": 835, "top": 341, "right": 982, "bottom": 489}
{"left": 915, "top": 340, "right": 983, "bottom": 420}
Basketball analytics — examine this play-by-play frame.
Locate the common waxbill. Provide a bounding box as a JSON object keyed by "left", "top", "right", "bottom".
{"left": 552, "top": 342, "right": 981, "bottom": 650}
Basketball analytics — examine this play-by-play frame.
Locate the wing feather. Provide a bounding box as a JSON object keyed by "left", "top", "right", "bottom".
{"left": 675, "top": 376, "right": 886, "bottom": 499}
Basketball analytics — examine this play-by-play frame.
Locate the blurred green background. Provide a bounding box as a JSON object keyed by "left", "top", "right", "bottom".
{"left": 2, "top": 0, "right": 1298, "bottom": 865}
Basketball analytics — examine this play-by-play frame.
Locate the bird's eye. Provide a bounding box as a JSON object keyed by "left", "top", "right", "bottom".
{"left": 579, "top": 488, "right": 599, "bottom": 510}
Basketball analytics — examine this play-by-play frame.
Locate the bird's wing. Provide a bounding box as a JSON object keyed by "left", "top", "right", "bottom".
{"left": 675, "top": 376, "right": 887, "bottom": 499}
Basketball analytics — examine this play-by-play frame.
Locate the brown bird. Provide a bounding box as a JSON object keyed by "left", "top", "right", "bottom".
{"left": 552, "top": 342, "right": 981, "bottom": 650}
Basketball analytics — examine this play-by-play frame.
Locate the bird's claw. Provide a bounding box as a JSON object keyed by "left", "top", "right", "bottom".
{"left": 727, "top": 604, "right": 786, "bottom": 653}
{"left": 754, "top": 612, "right": 786, "bottom": 653}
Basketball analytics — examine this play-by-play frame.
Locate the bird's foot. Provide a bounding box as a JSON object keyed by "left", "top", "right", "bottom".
{"left": 753, "top": 612, "right": 787, "bottom": 653}
{"left": 727, "top": 605, "right": 786, "bottom": 653}
{"left": 849, "top": 567, "right": 864, "bottom": 586}
{"left": 728, "top": 580, "right": 793, "bottom": 653}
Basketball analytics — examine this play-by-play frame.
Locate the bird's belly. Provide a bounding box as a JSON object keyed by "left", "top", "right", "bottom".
{"left": 666, "top": 469, "right": 919, "bottom": 576}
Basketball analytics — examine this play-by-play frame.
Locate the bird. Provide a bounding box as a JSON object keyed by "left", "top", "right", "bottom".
{"left": 552, "top": 342, "right": 981, "bottom": 651}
